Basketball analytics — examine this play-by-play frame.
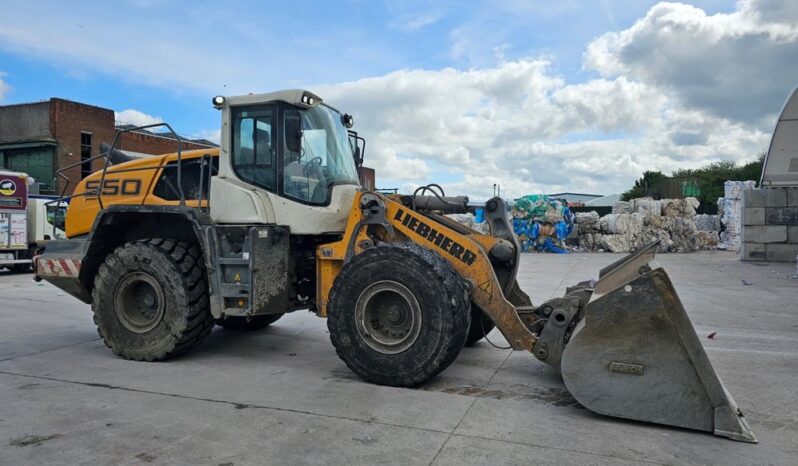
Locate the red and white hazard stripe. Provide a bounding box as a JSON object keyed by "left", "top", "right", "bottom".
{"left": 36, "top": 257, "right": 81, "bottom": 278}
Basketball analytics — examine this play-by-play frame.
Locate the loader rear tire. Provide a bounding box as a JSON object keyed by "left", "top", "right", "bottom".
{"left": 91, "top": 239, "right": 214, "bottom": 361}
{"left": 464, "top": 305, "right": 496, "bottom": 347}
{"left": 327, "top": 243, "right": 470, "bottom": 387}
{"left": 217, "top": 314, "right": 283, "bottom": 331}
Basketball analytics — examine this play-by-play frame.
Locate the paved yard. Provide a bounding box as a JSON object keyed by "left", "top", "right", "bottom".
{"left": 0, "top": 251, "right": 796, "bottom": 465}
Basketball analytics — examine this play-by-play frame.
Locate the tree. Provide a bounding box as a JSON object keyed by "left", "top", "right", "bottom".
{"left": 622, "top": 171, "right": 667, "bottom": 201}
{"left": 622, "top": 155, "right": 764, "bottom": 204}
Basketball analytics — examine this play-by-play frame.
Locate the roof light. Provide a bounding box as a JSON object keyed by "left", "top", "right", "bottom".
{"left": 212, "top": 95, "right": 225, "bottom": 108}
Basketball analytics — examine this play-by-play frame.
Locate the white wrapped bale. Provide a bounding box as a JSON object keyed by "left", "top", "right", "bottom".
{"left": 637, "top": 229, "right": 671, "bottom": 252}
{"left": 661, "top": 198, "right": 697, "bottom": 218}
{"left": 601, "top": 234, "right": 635, "bottom": 252}
{"left": 612, "top": 201, "right": 632, "bottom": 214}
{"left": 717, "top": 181, "right": 755, "bottom": 251}
{"left": 696, "top": 231, "right": 720, "bottom": 249}
{"left": 600, "top": 213, "right": 644, "bottom": 235}
{"left": 578, "top": 232, "right": 604, "bottom": 251}
{"left": 665, "top": 217, "right": 697, "bottom": 236}
{"left": 631, "top": 197, "right": 662, "bottom": 216}
{"left": 445, "top": 213, "right": 489, "bottom": 234}
{"left": 694, "top": 214, "right": 721, "bottom": 231}
{"left": 576, "top": 211, "right": 600, "bottom": 234}
{"left": 724, "top": 180, "right": 757, "bottom": 200}
{"left": 644, "top": 215, "right": 667, "bottom": 229}
{"left": 670, "top": 234, "right": 698, "bottom": 252}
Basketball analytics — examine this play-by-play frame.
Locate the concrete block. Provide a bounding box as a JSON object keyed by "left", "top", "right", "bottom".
{"left": 766, "top": 188, "right": 788, "bottom": 207}
{"left": 789, "top": 226, "right": 798, "bottom": 243}
{"left": 743, "top": 207, "right": 765, "bottom": 225}
{"left": 789, "top": 187, "right": 798, "bottom": 207}
{"left": 743, "top": 189, "right": 766, "bottom": 207}
{"left": 766, "top": 207, "right": 798, "bottom": 225}
{"left": 766, "top": 243, "right": 798, "bottom": 262}
{"left": 743, "top": 225, "right": 787, "bottom": 243}
{"left": 740, "top": 242, "right": 766, "bottom": 261}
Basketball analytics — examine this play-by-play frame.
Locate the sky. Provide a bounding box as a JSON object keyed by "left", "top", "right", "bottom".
{"left": 0, "top": 0, "right": 796, "bottom": 200}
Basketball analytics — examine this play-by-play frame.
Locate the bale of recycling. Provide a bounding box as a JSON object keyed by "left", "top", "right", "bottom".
{"left": 612, "top": 201, "right": 632, "bottom": 214}
{"left": 694, "top": 214, "right": 721, "bottom": 231}
{"left": 577, "top": 196, "right": 719, "bottom": 253}
{"left": 445, "top": 213, "right": 489, "bottom": 235}
{"left": 599, "top": 213, "right": 644, "bottom": 235}
{"left": 631, "top": 197, "right": 661, "bottom": 216}
{"left": 716, "top": 181, "right": 756, "bottom": 251}
{"left": 512, "top": 195, "right": 574, "bottom": 253}
{"left": 576, "top": 211, "right": 600, "bottom": 232}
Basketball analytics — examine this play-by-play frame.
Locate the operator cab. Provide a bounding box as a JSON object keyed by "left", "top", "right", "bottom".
{"left": 216, "top": 90, "right": 360, "bottom": 206}
{"left": 210, "top": 90, "right": 364, "bottom": 233}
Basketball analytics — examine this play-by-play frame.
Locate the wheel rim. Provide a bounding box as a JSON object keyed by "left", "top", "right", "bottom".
{"left": 355, "top": 280, "right": 422, "bottom": 354}
{"left": 114, "top": 272, "right": 165, "bottom": 334}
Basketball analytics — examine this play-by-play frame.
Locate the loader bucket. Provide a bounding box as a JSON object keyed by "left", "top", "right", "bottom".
{"left": 560, "top": 243, "right": 757, "bottom": 443}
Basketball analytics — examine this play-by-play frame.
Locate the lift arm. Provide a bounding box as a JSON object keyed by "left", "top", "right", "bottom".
{"left": 316, "top": 191, "right": 538, "bottom": 351}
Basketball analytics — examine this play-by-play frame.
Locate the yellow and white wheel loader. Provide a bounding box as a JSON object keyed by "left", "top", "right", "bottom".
{"left": 36, "top": 89, "right": 756, "bottom": 442}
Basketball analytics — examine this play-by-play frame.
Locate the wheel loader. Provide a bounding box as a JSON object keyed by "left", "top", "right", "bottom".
{"left": 36, "top": 89, "right": 756, "bottom": 442}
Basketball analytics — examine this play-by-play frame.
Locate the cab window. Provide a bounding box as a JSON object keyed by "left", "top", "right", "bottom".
{"left": 232, "top": 105, "right": 276, "bottom": 191}
{"left": 152, "top": 157, "right": 217, "bottom": 201}
{"left": 282, "top": 105, "right": 359, "bottom": 205}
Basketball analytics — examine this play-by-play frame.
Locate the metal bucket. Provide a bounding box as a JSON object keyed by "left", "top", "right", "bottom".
{"left": 560, "top": 244, "right": 757, "bottom": 442}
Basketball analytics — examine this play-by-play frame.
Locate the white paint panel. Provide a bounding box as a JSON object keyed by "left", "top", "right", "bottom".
{"left": 762, "top": 87, "right": 798, "bottom": 186}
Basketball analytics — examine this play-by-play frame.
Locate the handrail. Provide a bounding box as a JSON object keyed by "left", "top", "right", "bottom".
{"left": 99, "top": 123, "right": 185, "bottom": 209}
{"left": 47, "top": 122, "right": 190, "bottom": 238}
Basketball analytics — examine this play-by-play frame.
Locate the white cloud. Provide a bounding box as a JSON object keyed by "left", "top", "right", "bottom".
{"left": 192, "top": 128, "right": 221, "bottom": 145}
{"left": 391, "top": 12, "right": 444, "bottom": 32}
{"left": 0, "top": 1, "right": 789, "bottom": 199}
{"left": 584, "top": 0, "right": 798, "bottom": 124}
{"left": 318, "top": 58, "right": 769, "bottom": 200}
{"left": 115, "top": 109, "right": 163, "bottom": 127}
{"left": 0, "top": 72, "right": 9, "bottom": 101}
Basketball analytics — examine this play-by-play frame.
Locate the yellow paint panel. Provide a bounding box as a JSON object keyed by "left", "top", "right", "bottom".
{"left": 65, "top": 149, "right": 218, "bottom": 237}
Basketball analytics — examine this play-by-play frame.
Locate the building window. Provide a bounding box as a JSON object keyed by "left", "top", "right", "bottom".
{"left": 80, "top": 132, "right": 92, "bottom": 179}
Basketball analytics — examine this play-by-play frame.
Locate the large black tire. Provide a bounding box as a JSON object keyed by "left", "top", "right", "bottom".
{"left": 217, "top": 314, "right": 283, "bottom": 331}
{"left": 327, "top": 243, "right": 471, "bottom": 387}
{"left": 464, "top": 305, "right": 496, "bottom": 347}
{"left": 92, "top": 239, "right": 214, "bottom": 361}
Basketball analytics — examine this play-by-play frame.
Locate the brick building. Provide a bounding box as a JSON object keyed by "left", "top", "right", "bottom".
{"left": 0, "top": 98, "right": 216, "bottom": 195}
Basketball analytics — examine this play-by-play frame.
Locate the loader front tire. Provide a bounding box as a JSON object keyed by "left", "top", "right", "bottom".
{"left": 92, "top": 239, "right": 214, "bottom": 361}
{"left": 464, "top": 305, "right": 496, "bottom": 347}
{"left": 327, "top": 243, "right": 471, "bottom": 387}
{"left": 217, "top": 314, "right": 283, "bottom": 331}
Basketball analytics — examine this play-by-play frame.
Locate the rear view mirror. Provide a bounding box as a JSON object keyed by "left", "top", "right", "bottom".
{"left": 354, "top": 146, "right": 363, "bottom": 168}
{"left": 348, "top": 130, "right": 365, "bottom": 168}
{"left": 285, "top": 114, "right": 302, "bottom": 153}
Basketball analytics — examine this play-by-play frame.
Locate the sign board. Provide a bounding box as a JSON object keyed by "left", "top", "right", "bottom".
{"left": 0, "top": 173, "right": 28, "bottom": 210}
{"left": 0, "top": 212, "right": 28, "bottom": 249}
{"left": 0, "top": 172, "right": 30, "bottom": 250}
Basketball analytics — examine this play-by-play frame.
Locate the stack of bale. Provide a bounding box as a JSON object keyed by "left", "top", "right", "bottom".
{"left": 511, "top": 195, "right": 574, "bottom": 252}
{"left": 575, "top": 211, "right": 602, "bottom": 250}
{"left": 445, "top": 213, "right": 489, "bottom": 235}
{"left": 577, "top": 197, "right": 721, "bottom": 252}
{"left": 694, "top": 214, "right": 721, "bottom": 249}
{"left": 717, "top": 180, "right": 756, "bottom": 251}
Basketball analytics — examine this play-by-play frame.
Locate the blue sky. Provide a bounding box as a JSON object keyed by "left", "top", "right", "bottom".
{"left": 0, "top": 0, "right": 794, "bottom": 198}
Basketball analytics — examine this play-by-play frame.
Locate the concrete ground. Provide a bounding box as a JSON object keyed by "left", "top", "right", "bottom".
{"left": 0, "top": 251, "right": 796, "bottom": 465}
